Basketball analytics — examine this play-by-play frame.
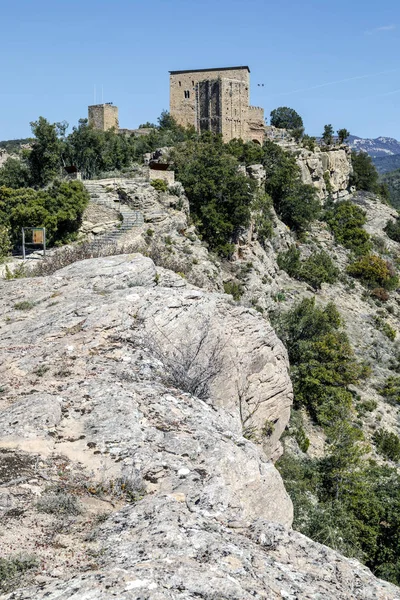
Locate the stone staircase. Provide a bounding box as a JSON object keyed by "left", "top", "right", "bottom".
{"left": 83, "top": 181, "right": 144, "bottom": 250}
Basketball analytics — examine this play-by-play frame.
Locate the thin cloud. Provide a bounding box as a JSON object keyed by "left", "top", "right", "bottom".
{"left": 365, "top": 24, "right": 396, "bottom": 35}
{"left": 271, "top": 69, "right": 399, "bottom": 97}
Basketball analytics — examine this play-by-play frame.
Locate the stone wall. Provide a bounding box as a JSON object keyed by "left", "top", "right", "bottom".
{"left": 169, "top": 66, "right": 264, "bottom": 143}
{"left": 220, "top": 78, "right": 249, "bottom": 142}
{"left": 88, "top": 104, "right": 119, "bottom": 131}
{"left": 247, "top": 106, "right": 265, "bottom": 145}
{"left": 170, "top": 67, "right": 250, "bottom": 129}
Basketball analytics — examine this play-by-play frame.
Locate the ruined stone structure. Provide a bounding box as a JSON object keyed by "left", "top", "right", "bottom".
{"left": 170, "top": 66, "right": 265, "bottom": 144}
{"left": 88, "top": 103, "right": 119, "bottom": 131}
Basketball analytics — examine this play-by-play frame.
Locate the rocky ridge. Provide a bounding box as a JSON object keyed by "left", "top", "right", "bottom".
{"left": 1, "top": 254, "right": 399, "bottom": 599}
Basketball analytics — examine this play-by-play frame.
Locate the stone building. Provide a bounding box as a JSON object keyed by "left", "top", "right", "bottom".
{"left": 88, "top": 103, "right": 119, "bottom": 131}
{"left": 169, "top": 66, "right": 265, "bottom": 144}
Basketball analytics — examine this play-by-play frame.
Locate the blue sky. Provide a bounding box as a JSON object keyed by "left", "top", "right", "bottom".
{"left": 1, "top": 0, "right": 399, "bottom": 140}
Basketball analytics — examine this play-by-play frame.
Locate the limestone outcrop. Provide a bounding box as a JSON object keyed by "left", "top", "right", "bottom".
{"left": 296, "top": 145, "right": 352, "bottom": 199}
{"left": 0, "top": 254, "right": 295, "bottom": 595}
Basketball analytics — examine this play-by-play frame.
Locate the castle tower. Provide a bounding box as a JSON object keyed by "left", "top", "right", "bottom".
{"left": 169, "top": 66, "right": 264, "bottom": 144}
{"left": 88, "top": 103, "right": 119, "bottom": 131}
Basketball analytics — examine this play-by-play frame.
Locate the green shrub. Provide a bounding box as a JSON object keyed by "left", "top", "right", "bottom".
{"left": 380, "top": 376, "right": 400, "bottom": 404}
{"left": 299, "top": 251, "right": 339, "bottom": 289}
{"left": 262, "top": 140, "right": 320, "bottom": 234}
{"left": 0, "top": 225, "right": 11, "bottom": 261}
{"left": 347, "top": 254, "right": 398, "bottom": 290}
{"left": 278, "top": 451, "right": 400, "bottom": 586}
{"left": 325, "top": 200, "right": 372, "bottom": 255}
{"left": 0, "top": 555, "right": 37, "bottom": 593}
{"left": 172, "top": 133, "right": 256, "bottom": 257}
{"left": 150, "top": 178, "right": 168, "bottom": 192}
{"left": 356, "top": 399, "right": 377, "bottom": 415}
{"left": 384, "top": 218, "right": 400, "bottom": 243}
{"left": 14, "top": 300, "right": 35, "bottom": 310}
{"left": 277, "top": 245, "right": 301, "bottom": 277}
{"left": 302, "top": 135, "right": 316, "bottom": 151}
{"left": 373, "top": 429, "right": 400, "bottom": 461}
{"left": 251, "top": 192, "right": 274, "bottom": 245}
{"left": 277, "top": 245, "right": 339, "bottom": 290}
{"left": 323, "top": 171, "right": 333, "bottom": 195}
{"left": 223, "top": 280, "right": 244, "bottom": 301}
{"left": 374, "top": 316, "right": 396, "bottom": 341}
{"left": 36, "top": 492, "right": 82, "bottom": 515}
{"left": 273, "top": 298, "right": 365, "bottom": 426}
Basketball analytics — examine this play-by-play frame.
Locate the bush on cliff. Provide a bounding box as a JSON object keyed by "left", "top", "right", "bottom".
{"left": 347, "top": 254, "right": 398, "bottom": 290}
{"left": 272, "top": 298, "right": 365, "bottom": 426}
{"left": 277, "top": 245, "right": 339, "bottom": 289}
{"left": 171, "top": 133, "right": 257, "bottom": 257}
{"left": 262, "top": 140, "right": 320, "bottom": 234}
{"left": 325, "top": 200, "right": 372, "bottom": 255}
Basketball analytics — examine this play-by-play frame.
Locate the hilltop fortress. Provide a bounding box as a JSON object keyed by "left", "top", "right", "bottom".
{"left": 88, "top": 65, "right": 265, "bottom": 144}
{"left": 169, "top": 66, "right": 264, "bottom": 144}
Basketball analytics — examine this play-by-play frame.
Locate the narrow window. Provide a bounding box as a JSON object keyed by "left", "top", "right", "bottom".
{"left": 179, "top": 81, "right": 181, "bottom": 87}
{"left": 192, "top": 80, "right": 195, "bottom": 86}
{"left": 184, "top": 90, "right": 190, "bottom": 99}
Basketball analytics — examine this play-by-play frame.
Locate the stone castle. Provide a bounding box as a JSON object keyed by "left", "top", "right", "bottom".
{"left": 88, "top": 103, "right": 119, "bottom": 131}
{"left": 88, "top": 65, "right": 265, "bottom": 144}
{"left": 169, "top": 66, "right": 264, "bottom": 144}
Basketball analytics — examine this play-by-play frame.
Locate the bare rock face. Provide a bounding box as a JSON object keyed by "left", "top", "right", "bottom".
{"left": 296, "top": 146, "right": 352, "bottom": 199}
{"left": 8, "top": 497, "right": 400, "bottom": 599}
{"left": 1, "top": 254, "right": 398, "bottom": 598}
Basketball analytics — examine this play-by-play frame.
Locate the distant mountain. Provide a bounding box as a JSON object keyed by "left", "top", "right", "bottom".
{"left": 373, "top": 154, "right": 400, "bottom": 175}
{"left": 348, "top": 135, "right": 400, "bottom": 158}
{"left": 347, "top": 135, "right": 400, "bottom": 174}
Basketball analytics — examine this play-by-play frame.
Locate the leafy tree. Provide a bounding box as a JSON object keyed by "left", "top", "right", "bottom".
{"left": 270, "top": 107, "right": 303, "bottom": 130}
{"left": 381, "top": 168, "right": 400, "bottom": 210}
{"left": 158, "top": 110, "right": 177, "bottom": 130}
{"left": 0, "top": 181, "right": 88, "bottom": 247}
{"left": 350, "top": 151, "right": 380, "bottom": 193}
{"left": 380, "top": 376, "right": 400, "bottom": 404}
{"left": 337, "top": 128, "right": 350, "bottom": 144}
{"left": 322, "top": 124, "right": 334, "bottom": 145}
{"left": 171, "top": 133, "right": 256, "bottom": 256}
{"left": 225, "top": 138, "right": 264, "bottom": 165}
{"left": 0, "top": 157, "right": 30, "bottom": 188}
{"left": 28, "top": 117, "right": 62, "bottom": 187}
{"left": 262, "top": 140, "right": 320, "bottom": 234}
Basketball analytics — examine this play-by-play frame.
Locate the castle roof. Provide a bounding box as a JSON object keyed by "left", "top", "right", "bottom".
{"left": 169, "top": 66, "right": 250, "bottom": 75}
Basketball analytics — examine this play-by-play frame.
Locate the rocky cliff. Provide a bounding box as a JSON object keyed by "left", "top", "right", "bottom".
{"left": 1, "top": 254, "right": 399, "bottom": 599}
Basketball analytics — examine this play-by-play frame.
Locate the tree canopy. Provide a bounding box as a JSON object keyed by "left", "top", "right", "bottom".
{"left": 270, "top": 107, "right": 303, "bottom": 130}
